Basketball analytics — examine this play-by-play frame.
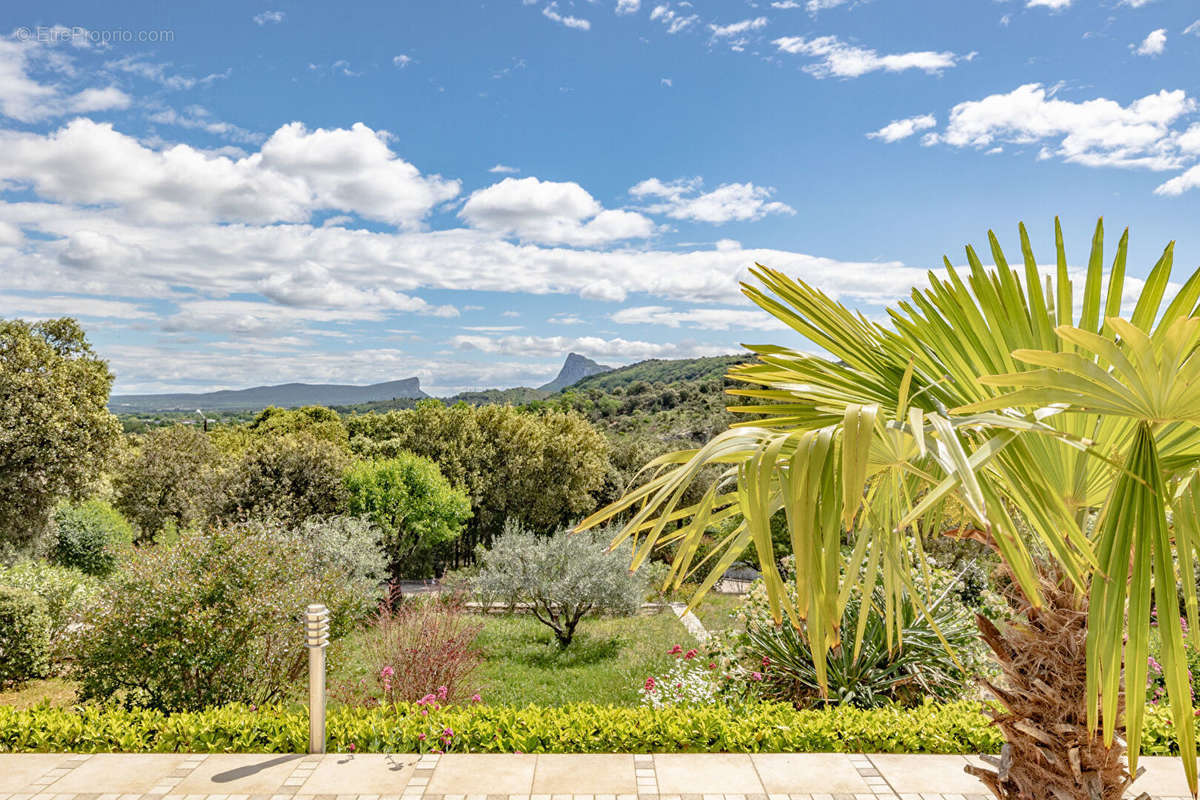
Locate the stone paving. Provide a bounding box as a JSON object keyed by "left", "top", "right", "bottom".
{"left": 0, "top": 752, "right": 1195, "bottom": 800}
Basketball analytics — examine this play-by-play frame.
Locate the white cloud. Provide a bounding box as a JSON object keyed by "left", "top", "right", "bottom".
{"left": 611, "top": 305, "right": 785, "bottom": 330}
{"left": 1185, "top": 20, "right": 1200, "bottom": 36}
{"left": 451, "top": 333, "right": 733, "bottom": 361}
{"left": 148, "top": 105, "right": 264, "bottom": 145}
{"left": 0, "top": 38, "right": 130, "bottom": 122}
{"left": 1155, "top": 164, "right": 1200, "bottom": 196}
{"left": 1027, "top": 0, "right": 1071, "bottom": 9}
{"left": 867, "top": 113, "right": 937, "bottom": 142}
{"left": 0, "top": 293, "right": 156, "bottom": 320}
{"left": 616, "top": 0, "right": 640, "bottom": 14}
{"left": 542, "top": 2, "right": 591, "bottom": 30}
{"left": 488, "top": 163, "right": 520, "bottom": 173}
{"left": 661, "top": 77, "right": 673, "bottom": 87}
{"left": 1134, "top": 28, "right": 1166, "bottom": 56}
{"left": 0, "top": 118, "right": 460, "bottom": 226}
{"left": 650, "top": 4, "right": 700, "bottom": 34}
{"left": 393, "top": 54, "right": 413, "bottom": 67}
{"left": 772, "top": 35, "right": 961, "bottom": 78}
{"left": 630, "top": 178, "right": 795, "bottom": 223}
{"left": 549, "top": 313, "right": 584, "bottom": 325}
{"left": 1120, "top": 0, "right": 1155, "bottom": 7}
{"left": 253, "top": 10, "right": 286, "bottom": 24}
{"left": 459, "top": 176, "right": 654, "bottom": 245}
{"left": 710, "top": 17, "right": 769, "bottom": 38}
{"left": 925, "top": 83, "right": 1196, "bottom": 172}
{"left": 104, "top": 55, "right": 230, "bottom": 91}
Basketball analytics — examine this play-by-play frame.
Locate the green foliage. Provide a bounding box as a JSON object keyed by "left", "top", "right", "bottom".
{"left": 247, "top": 406, "right": 350, "bottom": 450}
{"left": 113, "top": 424, "right": 222, "bottom": 542}
{"left": 347, "top": 401, "right": 608, "bottom": 552}
{"left": 0, "top": 700, "right": 1005, "bottom": 754}
{"left": 344, "top": 455, "right": 471, "bottom": 579}
{"left": 50, "top": 500, "right": 133, "bottom": 576}
{"left": 295, "top": 515, "right": 389, "bottom": 591}
{"left": 0, "top": 560, "right": 101, "bottom": 646}
{"left": 72, "top": 522, "right": 368, "bottom": 711}
{"left": 0, "top": 318, "right": 121, "bottom": 556}
{"left": 473, "top": 523, "right": 646, "bottom": 647}
{"left": 217, "top": 432, "right": 350, "bottom": 526}
{"left": 567, "top": 355, "right": 749, "bottom": 393}
{"left": 0, "top": 587, "right": 51, "bottom": 687}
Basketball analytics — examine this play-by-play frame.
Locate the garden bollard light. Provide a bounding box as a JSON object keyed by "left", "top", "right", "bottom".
{"left": 305, "top": 603, "right": 330, "bottom": 754}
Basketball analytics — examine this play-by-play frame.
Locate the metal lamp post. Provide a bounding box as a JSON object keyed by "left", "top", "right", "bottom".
{"left": 305, "top": 603, "right": 330, "bottom": 754}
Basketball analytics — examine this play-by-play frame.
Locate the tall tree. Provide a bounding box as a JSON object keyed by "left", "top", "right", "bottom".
{"left": 0, "top": 318, "right": 120, "bottom": 556}
{"left": 114, "top": 424, "right": 222, "bottom": 542}
{"left": 583, "top": 220, "right": 1200, "bottom": 800}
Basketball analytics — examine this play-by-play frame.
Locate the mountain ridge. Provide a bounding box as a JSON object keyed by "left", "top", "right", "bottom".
{"left": 538, "top": 352, "right": 613, "bottom": 392}
{"left": 110, "top": 377, "right": 427, "bottom": 413}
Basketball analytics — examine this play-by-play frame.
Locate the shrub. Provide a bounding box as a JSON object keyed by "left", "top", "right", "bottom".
{"left": 50, "top": 500, "right": 134, "bottom": 576}
{"left": 72, "top": 522, "right": 368, "bottom": 711}
{"left": 0, "top": 699, "right": 1008, "bottom": 754}
{"left": 339, "top": 595, "right": 484, "bottom": 706}
{"left": 472, "top": 522, "right": 646, "bottom": 647}
{"left": 295, "top": 515, "right": 389, "bottom": 593}
{"left": 343, "top": 455, "right": 471, "bottom": 579}
{"left": 0, "top": 586, "right": 51, "bottom": 687}
{"left": 0, "top": 560, "right": 100, "bottom": 646}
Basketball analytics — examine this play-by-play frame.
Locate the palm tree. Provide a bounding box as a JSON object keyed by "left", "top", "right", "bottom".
{"left": 580, "top": 219, "right": 1200, "bottom": 800}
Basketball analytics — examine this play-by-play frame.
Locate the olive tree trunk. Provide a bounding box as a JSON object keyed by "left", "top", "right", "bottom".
{"left": 965, "top": 568, "right": 1147, "bottom": 800}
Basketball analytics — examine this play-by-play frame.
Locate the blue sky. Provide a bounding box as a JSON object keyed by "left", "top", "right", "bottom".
{"left": 1, "top": 0, "right": 1198, "bottom": 394}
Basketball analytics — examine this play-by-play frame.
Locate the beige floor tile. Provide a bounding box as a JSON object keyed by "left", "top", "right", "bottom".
{"left": 654, "top": 755, "right": 763, "bottom": 795}
{"left": 1129, "top": 756, "right": 1199, "bottom": 798}
{"left": 38, "top": 754, "right": 193, "bottom": 794}
{"left": 299, "top": 755, "right": 417, "bottom": 795}
{"left": 531, "top": 755, "right": 637, "bottom": 795}
{"left": 867, "top": 757, "right": 982, "bottom": 796}
{"left": 173, "top": 754, "right": 304, "bottom": 794}
{"left": 0, "top": 756, "right": 76, "bottom": 792}
{"left": 750, "top": 755, "right": 869, "bottom": 795}
{"left": 425, "top": 755, "right": 536, "bottom": 795}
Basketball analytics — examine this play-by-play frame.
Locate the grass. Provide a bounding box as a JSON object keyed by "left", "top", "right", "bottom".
{"left": 328, "top": 609, "right": 693, "bottom": 707}
{"left": 0, "top": 677, "right": 77, "bottom": 709}
{"left": 688, "top": 592, "right": 746, "bottom": 634}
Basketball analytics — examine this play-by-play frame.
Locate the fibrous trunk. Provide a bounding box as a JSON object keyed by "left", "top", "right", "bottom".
{"left": 966, "top": 566, "right": 1146, "bottom": 800}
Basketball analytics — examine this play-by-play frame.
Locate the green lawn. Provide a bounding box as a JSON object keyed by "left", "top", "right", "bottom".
{"left": 0, "top": 677, "right": 78, "bottom": 709}
{"left": 688, "top": 592, "right": 746, "bottom": 635}
{"left": 329, "top": 609, "right": 692, "bottom": 707}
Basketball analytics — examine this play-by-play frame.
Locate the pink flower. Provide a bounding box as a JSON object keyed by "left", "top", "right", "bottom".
{"left": 418, "top": 733, "right": 427, "bottom": 740}
{"left": 421, "top": 709, "right": 429, "bottom": 716}
{"left": 417, "top": 693, "right": 437, "bottom": 706}
{"left": 708, "top": 663, "right": 716, "bottom": 669}
{"left": 684, "top": 649, "right": 697, "bottom": 660}
{"left": 437, "top": 685, "right": 449, "bottom": 701}
{"left": 471, "top": 694, "right": 482, "bottom": 704}
{"left": 348, "top": 743, "right": 357, "bottom": 752}
{"left": 443, "top": 727, "right": 455, "bottom": 737}
{"left": 751, "top": 671, "right": 763, "bottom": 681}
{"left": 668, "top": 645, "right": 683, "bottom": 655}
{"left": 381, "top": 666, "right": 395, "bottom": 679}
{"left": 761, "top": 656, "right": 770, "bottom": 667}
{"left": 644, "top": 677, "right": 657, "bottom": 692}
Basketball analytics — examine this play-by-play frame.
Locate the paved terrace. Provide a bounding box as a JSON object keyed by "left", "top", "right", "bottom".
{"left": 0, "top": 752, "right": 1195, "bottom": 800}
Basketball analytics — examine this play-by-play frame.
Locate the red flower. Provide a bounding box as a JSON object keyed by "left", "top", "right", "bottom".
{"left": 668, "top": 645, "right": 683, "bottom": 655}
{"left": 684, "top": 649, "right": 697, "bottom": 660}
{"left": 644, "top": 676, "right": 657, "bottom": 692}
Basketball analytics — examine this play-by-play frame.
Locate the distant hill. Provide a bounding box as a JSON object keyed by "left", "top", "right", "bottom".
{"left": 567, "top": 354, "right": 748, "bottom": 392}
{"left": 110, "top": 378, "right": 427, "bottom": 413}
{"left": 538, "top": 353, "right": 613, "bottom": 392}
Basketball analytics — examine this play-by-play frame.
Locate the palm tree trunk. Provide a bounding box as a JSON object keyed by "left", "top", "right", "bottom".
{"left": 965, "top": 567, "right": 1147, "bottom": 800}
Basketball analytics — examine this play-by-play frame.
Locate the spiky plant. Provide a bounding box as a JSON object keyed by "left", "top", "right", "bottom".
{"left": 580, "top": 219, "right": 1200, "bottom": 800}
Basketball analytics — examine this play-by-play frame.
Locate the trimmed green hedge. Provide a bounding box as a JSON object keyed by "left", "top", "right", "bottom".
{"left": 0, "top": 701, "right": 1188, "bottom": 755}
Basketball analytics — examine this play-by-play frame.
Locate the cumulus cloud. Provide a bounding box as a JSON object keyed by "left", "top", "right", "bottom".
{"left": 0, "top": 293, "right": 156, "bottom": 320}
{"left": 451, "top": 333, "right": 733, "bottom": 361}
{"left": 867, "top": 114, "right": 937, "bottom": 142}
{"left": 542, "top": 2, "right": 591, "bottom": 30}
{"left": 0, "top": 38, "right": 130, "bottom": 122}
{"left": 616, "top": 0, "right": 640, "bottom": 14}
{"left": 921, "top": 83, "right": 1196, "bottom": 172}
{"left": 0, "top": 119, "right": 460, "bottom": 226}
{"left": 459, "top": 176, "right": 654, "bottom": 245}
{"left": 772, "top": 35, "right": 963, "bottom": 77}
{"left": 630, "top": 177, "right": 795, "bottom": 223}
{"left": 1134, "top": 28, "right": 1166, "bottom": 56}
{"left": 610, "top": 305, "right": 786, "bottom": 330}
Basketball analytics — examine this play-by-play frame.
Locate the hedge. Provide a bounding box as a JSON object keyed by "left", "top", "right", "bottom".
{"left": 0, "top": 701, "right": 1189, "bottom": 755}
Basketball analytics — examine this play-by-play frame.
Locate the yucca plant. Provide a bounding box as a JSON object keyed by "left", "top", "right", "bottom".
{"left": 579, "top": 219, "right": 1200, "bottom": 800}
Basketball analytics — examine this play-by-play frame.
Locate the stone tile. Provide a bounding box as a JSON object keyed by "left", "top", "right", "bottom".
{"left": 532, "top": 756, "right": 637, "bottom": 795}
{"left": 751, "top": 755, "right": 870, "bottom": 796}
{"left": 866, "top": 758, "right": 983, "bottom": 797}
{"left": 41, "top": 755, "right": 194, "bottom": 794}
{"left": 0, "top": 755, "right": 76, "bottom": 792}
{"left": 654, "top": 756, "right": 762, "bottom": 795}
{"left": 1129, "top": 757, "right": 1198, "bottom": 799}
{"left": 425, "top": 756, "right": 536, "bottom": 796}
{"left": 174, "top": 755, "right": 304, "bottom": 794}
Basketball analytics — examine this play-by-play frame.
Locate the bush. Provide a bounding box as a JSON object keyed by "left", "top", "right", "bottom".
{"left": 0, "top": 560, "right": 100, "bottom": 646}
{"left": 72, "top": 522, "right": 369, "bottom": 711}
{"left": 343, "top": 455, "right": 471, "bottom": 579}
{"left": 0, "top": 586, "right": 51, "bottom": 687}
{"left": 218, "top": 432, "right": 349, "bottom": 527}
{"left": 113, "top": 424, "right": 222, "bottom": 542}
{"left": 51, "top": 500, "right": 134, "bottom": 576}
{"left": 0, "top": 699, "right": 1008, "bottom": 754}
{"left": 295, "top": 515, "right": 389, "bottom": 593}
{"left": 337, "top": 595, "right": 484, "bottom": 706}
{"left": 472, "top": 522, "right": 646, "bottom": 647}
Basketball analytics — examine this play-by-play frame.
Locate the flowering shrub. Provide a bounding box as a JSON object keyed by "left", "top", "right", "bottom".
{"left": 341, "top": 594, "right": 483, "bottom": 706}
{"left": 1146, "top": 614, "right": 1200, "bottom": 706}
{"left": 640, "top": 644, "right": 766, "bottom": 707}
